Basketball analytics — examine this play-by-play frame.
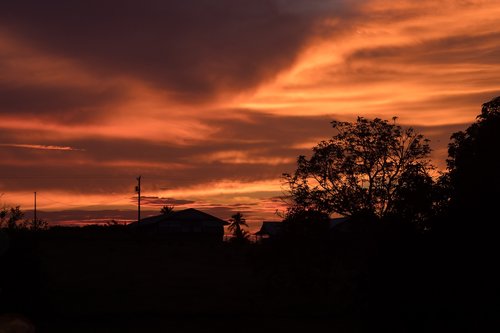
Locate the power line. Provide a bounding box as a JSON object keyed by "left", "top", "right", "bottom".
{"left": 0, "top": 176, "right": 135, "bottom": 180}
{"left": 1, "top": 192, "right": 135, "bottom": 208}
{"left": 37, "top": 195, "right": 133, "bottom": 207}
{"left": 0, "top": 176, "right": 202, "bottom": 182}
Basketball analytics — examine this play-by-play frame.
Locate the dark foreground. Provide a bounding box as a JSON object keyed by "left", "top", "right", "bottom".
{"left": 1, "top": 225, "right": 499, "bottom": 332}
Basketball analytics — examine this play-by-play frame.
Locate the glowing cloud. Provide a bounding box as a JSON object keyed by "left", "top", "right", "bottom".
{"left": 0, "top": 0, "right": 499, "bottom": 224}
{"left": 0, "top": 144, "right": 84, "bottom": 151}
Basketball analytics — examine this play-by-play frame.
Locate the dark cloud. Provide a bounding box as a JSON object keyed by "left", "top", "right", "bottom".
{"left": 21, "top": 208, "right": 261, "bottom": 228}
{"left": 0, "top": 82, "right": 124, "bottom": 123}
{"left": 0, "top": 0, "right": 358, "bottom": 102}
{"left": 22, "top": 209, "right": 161, "bottom": 225}
{"left": 138, "top": 196, "right": 195, "bottom": 207}
{"left": 205, "top": 110, "right": 335, "bottom": 145}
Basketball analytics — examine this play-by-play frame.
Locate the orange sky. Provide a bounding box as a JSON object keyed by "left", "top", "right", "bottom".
{"left": 0, "top": 0, "right": 499, "bottom": 230}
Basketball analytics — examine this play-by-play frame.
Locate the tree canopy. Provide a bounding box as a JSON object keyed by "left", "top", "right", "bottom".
{"left": 445, "top": 96, "right": 500, "bottom": 221}
{"left": 283, "top": 117, "right": 434, "bottom": 221}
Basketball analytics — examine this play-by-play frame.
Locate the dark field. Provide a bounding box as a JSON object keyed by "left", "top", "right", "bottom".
{"left": 1, "top": 227, "right": 499, "bottom": 332}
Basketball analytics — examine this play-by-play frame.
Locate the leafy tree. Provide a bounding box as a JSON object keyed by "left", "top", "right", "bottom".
{"left": 444, "top": 96, "right": 500, "bottom": 224}
{"left": 0, "top": 206, "right": 48, "bottom": 231}
{"left": 7, "top": 206, "right": 24, "bottom": 230}
{"left": 389, "top": 164, "right": 436, "bottom": 228}
{"left": 434, "top": 97, "right": 500, "bottom": 316}
{"left": 282, "top": 206, "right": 330, "bottom": 238}
{"left": 0, "top": 207, "right": 7, "bottom": 228}
{"left": 160, "top": 205, "right": 174, "bottom": 216}
{"left": 283, "top": 117, "right": 434, "bottom": 222}
{"left": 228, "top": 212, "right": 249, "bottom": 242}
{"left": 24, "top": 217, "right": 49, "bottom": 231}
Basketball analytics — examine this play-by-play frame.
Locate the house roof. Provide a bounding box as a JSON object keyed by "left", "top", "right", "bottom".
{"left": 254, "top": 218, "right": 349, "bottom": 236}
{"left": 255, "top": 221, "right": 283, "bottom": 236}
{"left": 129, "top": 208, "right": 229, "bottom": 227}
{"left": 329, "top": 217, "right": 349, "bottom": 229}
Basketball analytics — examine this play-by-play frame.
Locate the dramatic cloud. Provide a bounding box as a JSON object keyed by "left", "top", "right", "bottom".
{"left": 0, "top": 0, "right": 499, "bottom": 225}
{"left": 243, "top": 0, "right": 500, "bottom": 123}
{"left": 0, "top": 0, "right": 360, "bottom": 102}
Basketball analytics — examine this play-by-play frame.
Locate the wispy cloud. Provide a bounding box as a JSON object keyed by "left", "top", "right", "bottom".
{"left": 0, "top": 144, "right": 84, "bottom": 151}
{"left": 136, "top": 196, "right": 196, "bottom": 207}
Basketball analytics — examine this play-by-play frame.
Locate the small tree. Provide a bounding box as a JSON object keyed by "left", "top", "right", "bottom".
{"left": 7, "top": 206, "right": 24, "bottom": 230}
{"left": 160, "top": 205, "right": 174, "bottom": 216}
{"left": 228, "top": 212, "right": 249, "bottom": 242}
{"left": 283, "top": 117, "right": 434, "bottom": 222}
{"left": 104, "top": 219, "right": 120, "bottom": 227}
{"left": 0, "top": 207, "right": 7, "bottom": 228}
{"left": 24, "top": 217, "right": 49, "bottom": 231}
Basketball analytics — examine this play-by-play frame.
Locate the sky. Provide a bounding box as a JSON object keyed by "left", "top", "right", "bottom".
{"left": 1, "top": 0, "right": 499, "bottom": 230}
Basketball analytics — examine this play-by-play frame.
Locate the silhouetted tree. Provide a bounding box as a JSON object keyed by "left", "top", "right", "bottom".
{"left": 444, "top": 96, "right": 500, "bottom": 229}
{"left": 284, "top": 117, "right": 434, "bottom": 224}
{"left": 0, "top": 206, "right": 48, "bottom": 231}
{"left": 389, "top": 164, "right": 436, "bottom": 228}
{"left": 430, "top": 96, "right": 500, "bottom": 326}
{"left": 23, "top": 217, "right": 48, "bottom": 231}
{"left": 104, "top": 219, "right": 120, "bottom": 227}
{"left": 160, "top": 205, "right": 174, "bottom": 216}
{"left": 0, "top": 207, "right": 7, "bottom": 228}
{"left": 7, "top": 206, "right": 24, "bottom": 230}
{"left": 282, "top": 207, "right": 330, "bottom": 238}
{"left": 228, "top": 212, "right": 249, "bottom": 242}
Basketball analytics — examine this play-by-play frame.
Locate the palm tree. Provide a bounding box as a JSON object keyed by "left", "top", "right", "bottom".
{"left": 228, "top": 212, "right": 249, "bottom": 242}
{"left": 160, "top": 205, "right": 174, "bottom": 216}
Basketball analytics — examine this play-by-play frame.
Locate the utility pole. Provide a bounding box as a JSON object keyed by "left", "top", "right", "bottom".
{"left": 136, "top": 176, "right": 141, "bottom": 224}
{"left": 34, "top": 191, "right": 37, "bottom": 223}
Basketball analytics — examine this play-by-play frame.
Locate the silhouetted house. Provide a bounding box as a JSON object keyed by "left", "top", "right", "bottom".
{"left": 129, "top": 208, "right": 228, "bottom": 241}
{"left": 255, "top": 221, "right": 284, "bottom": 241}
{"left": 254, "top": 217, "right": 350, "bottom": 242}
{"left": 329, "top": 217, "right": 349, "bottom": 230}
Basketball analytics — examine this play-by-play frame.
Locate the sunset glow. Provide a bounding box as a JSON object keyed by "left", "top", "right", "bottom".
{"left": 1, "top": 0, "right": 499, "bottom": 230}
